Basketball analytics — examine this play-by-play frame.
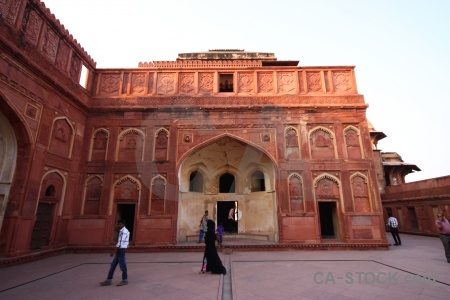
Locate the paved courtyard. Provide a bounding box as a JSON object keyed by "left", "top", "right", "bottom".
{"left": 0, "top": 234, "right": 449, "bottom": 299}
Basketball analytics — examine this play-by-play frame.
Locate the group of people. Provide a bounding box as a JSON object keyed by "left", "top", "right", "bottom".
{"left": 387, "top": 212, "right": 450, "bottom": 263}
{"left": 97, "top": 210, "right": 450, "bottom": 286}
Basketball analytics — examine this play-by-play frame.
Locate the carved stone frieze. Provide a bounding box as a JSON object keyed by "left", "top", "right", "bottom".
{"left": 306, "top": 72, "right": 322, "bottom": 92}
{"left": 258, "top": 72, "right": 274, "bottom": 93}
{"left": 333, "top": 71, "right": 353, "bottom": 92}
{"left": 139, "top": 60, "right": 263, "bottom": 68}
{"left": 69, "top": 55, "right": 82, "bottom": 82}
{"left": 277, "top": 72, "right": 295, "bottom": 93}
{"left": 179, "top": 73, "right": 195, "bottom": 94}
{"left": 55, "top": 41, "right": 70, "bottom": 71}
{"left": 238, "top": 73, "right": 254, "bottom": 93}
{"left": 99, "top": 74, "right": 121, "bottom": 96}
{"left": 131, "top": 73, "right": 146, "bottom": 94}
{"left": 0, "top": 0, "right": 21, "bottom": 25}
{"left": 23, "top": 8, "right": 43, "bottom": 46}
{"left": 45, "top": 152, "right": 72, "bottom": 171}
{"left": 199, "top": 73, "right": 214, "bottom": 94}
{"left": 157, "top": 73, "right": 176, "bottom": 95}
{"left": 42, "top": 26, "right": 59, "bottom": 63}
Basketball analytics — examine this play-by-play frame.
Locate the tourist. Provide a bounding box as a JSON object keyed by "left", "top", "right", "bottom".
{"left": 100, "top": 220, "right": 130, "bottom": 286}
{"left": 386, "top": 213, "right": 401, "bottom": 246}
{"left": 198, "top": 210, "right": 209, "bottom": 243}
{"left": 201, "top": 220, "right": 226, "bottom": 275}
{"left": 216, "top": 223, "right": 224, "bottom": 246}
{"left": 435, "top": 213, "right": 450, "bottom": 263}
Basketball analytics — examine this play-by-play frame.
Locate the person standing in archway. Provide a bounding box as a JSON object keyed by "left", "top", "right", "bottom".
{"left": 198, "top": 210, "right": 209, "bottom": 243}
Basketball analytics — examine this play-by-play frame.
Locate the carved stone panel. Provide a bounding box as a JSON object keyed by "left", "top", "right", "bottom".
{"left": 179, "top": 73, "right": 195, "bottom": 94}
{"left": 238, "top": 72, "right": 254, "bottom": 93}
{"left": 157, "top": 73, "right": 176, "bottom": 95}
{"left": 306, "top": 72, "right": 322, "bottom": 92}
{"left": 23, "top": 9, "right": 43, "bottom": 46}
{"left": 199, "top": 73, "right": 214, "bottom": 94}
{"left": 49, "top": 119, "right": 72, "bottom": 158}
{"left": 69, "top": 55, "right": 81, "bottom": 82}
{"left": 310, "top": 128, "right": 335, "bottom": 159}
{"left": 41, "top": 26, "right": 59, "bottom": 63}
{"left": 277, "top": 72, "right": 295, "bottom": 94}
{"left": 99, "top": 74, "right": 121, "bottom": 96}
{"left": 345, "top": 128, "right": 362, "bottom": 159}
{"left": 84, "top": 176, "right": 102, "bottom": 215}
{"left": 351, "top": 175, "right": 370, "bottom": 212}
{"left": 0, "top": 0, "right": 21, "bottom": 25}
{"left": 333, "top": 71, "right": 353, "bottom": 93}
{"left": 131, "top": 73, "right": 146, "bottom": 95}
{"left": 258, "top": 72, "right": 274, "bottom": 93}
{"left": 55, "top": 41, "right": 70, "bottom": 72}
{"left": 289, "top": 175, "right": 304, "bottom": 213}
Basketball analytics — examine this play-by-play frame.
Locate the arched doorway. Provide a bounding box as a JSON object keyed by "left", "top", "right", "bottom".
{"left": 0, "top": 111, "right": 17, "bottom": 233}
{"left": 177, "top": 135, "right": 278, "bottom": 242}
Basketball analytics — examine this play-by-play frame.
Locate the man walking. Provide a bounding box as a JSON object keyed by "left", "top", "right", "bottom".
{"left": 386, "top": 212, "right": 401, "bottom": 246}
{"left": 100, "top": 219, "right": 130, "bottom": 286}
{"left": 435, "top": 213, "right": 450, "bottom": 263}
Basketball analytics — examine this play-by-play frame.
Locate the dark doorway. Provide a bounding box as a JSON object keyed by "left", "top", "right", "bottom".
{"left": 30, "top": 202, "right": 55, "bottom": 250}
{"left": 217, "top": 201, "right": 238, "bottom": 233}
{"left": 219, "top": 173, "right": 235, "bottom": 193}
{"left": 408, "top": 207, "right": 418, "bottom": 232}
{"left": 115, "top": 204, "right": 135, "bottom": 242}
{"left": 318, "top": 202, "right": 337, "bottom": 239}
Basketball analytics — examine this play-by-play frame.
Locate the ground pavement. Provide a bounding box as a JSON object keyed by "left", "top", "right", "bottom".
{"left": 0, "top": 234, "right": 449, "bottom": 300}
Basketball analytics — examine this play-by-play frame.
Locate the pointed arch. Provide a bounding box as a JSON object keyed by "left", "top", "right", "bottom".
{"left": 288, "top": 173, "right": 305, "bottom": 212}
{"left": 150, "top": 175, "right": 166, "bottom": 214}
{"left": 285, "top": 125, "right": 300, "bottom": 159}
{"left": 344, "top": 125, "right": 364, "bottom": 159}
{"left": 48, "top": 116, "right": 75, "bottom": 159}
{"left": 37, "top": 169, "right": 67, "bottom": 216}
{"left": 154, "top": 127, "right": 169, "bottom": 161}
{"left": 313, "top": 173, "right": 344, "bottom": 213}
{"left": 109, "top": 175, "right": 141, "bottom": 215}
{"left": 308, "top": 126, "right": 337, "bottom": 159}
{"left": 81, "top": 174, "right": 104, "bottom": 215}
{"left": 89, "top": 128, "right": 110, "bottom": 161}
{"left": 350, "top": 172, "right": 372, "bottom": 212}
{"left": 116, "top": 128, "right": 145, "bottom": 161}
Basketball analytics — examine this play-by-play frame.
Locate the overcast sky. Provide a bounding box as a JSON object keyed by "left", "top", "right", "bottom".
{"left": 42, "top": 0, "right": 450, "bottom": 182}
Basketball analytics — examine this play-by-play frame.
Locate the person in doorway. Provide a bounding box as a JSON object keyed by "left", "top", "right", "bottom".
{"left": 386, "top": 212, "right": 401, "bottom": 246}
{"left": 201, "top": 219, "right": 226, "bottom": 275}
{"left": 100, "top": 219, "right": 130, "bottom": 286}
{"left": 227, "top": 206, "right": 235, "bottom": 233}
{"left": 216, "top": 223, "right": 224, "bottom": 246}
{"left": 198, "top": 210, "right": 209, "bottom": 243}
{"left": 435, "top": 213, "right": 450, "bottom": 263}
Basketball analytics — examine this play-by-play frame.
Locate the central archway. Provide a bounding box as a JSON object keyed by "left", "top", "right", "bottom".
{"left": 177, "top": 135, "right": 278, "bottom": 242}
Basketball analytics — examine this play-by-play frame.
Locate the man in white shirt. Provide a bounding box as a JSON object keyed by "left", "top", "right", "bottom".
{"left": 387, "top": 213, "right": 402, "bottom": 246}
{"left": 100, "top": 220, "right": 130, "bottom": 286}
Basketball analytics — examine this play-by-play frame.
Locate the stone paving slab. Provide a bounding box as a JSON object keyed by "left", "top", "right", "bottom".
{"left": 0, "top": 234, "right": 449, "bottom": 300}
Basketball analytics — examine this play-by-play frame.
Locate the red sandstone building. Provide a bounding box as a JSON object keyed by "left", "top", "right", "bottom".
{"left": 0, "top": 0, "right": 395, "bottom": 258}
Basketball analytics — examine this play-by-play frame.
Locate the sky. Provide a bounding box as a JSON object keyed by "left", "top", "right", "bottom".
{"left": 42, "top": 0, "right": 450, "bottom": 182}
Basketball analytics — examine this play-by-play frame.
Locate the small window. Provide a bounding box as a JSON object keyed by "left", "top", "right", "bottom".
{"left": 189, "top": 171, "right": 204, "bottom": 192}
{"left": 219, "top": 74, "right": 233, "bottom": 92}
{"left": 251, "top": 170, "right": 265, "bottom": 192}
{"left": 45, "top": 185, "right": 56, "bottom": 197}
{"left": 219, "top": 173, "right": 235, "bottom": 193}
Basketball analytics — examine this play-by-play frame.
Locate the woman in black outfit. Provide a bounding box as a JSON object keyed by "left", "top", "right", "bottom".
{"left": 201, "top": 219, "right": 226, "bottom": 274}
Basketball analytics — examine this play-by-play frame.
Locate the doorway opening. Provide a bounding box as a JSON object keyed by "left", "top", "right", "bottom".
{"left": 115, "top": 204, "right": 135, "bottom": 242}
{"left": 30, "top": 202, "right": 55, "bottom": 250}
{"left": 217, "top": 201, "right": 238, "bottom": 233}
{"left": 318, "top": 202, "right": 339, "bottom": 239}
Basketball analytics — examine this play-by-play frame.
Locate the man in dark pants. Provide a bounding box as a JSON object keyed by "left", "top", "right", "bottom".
{"left": 100, "top": 220, "right": 130, "bottom": 286}
{"left": 435, "top": 213, "right": 450, "bottom": 263}
{"left": 386, "top": 212, "right": 401, "bottom": 246}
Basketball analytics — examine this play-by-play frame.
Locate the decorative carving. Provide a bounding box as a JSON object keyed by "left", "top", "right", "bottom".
{"left": 277, "top": 72, "right": 295, "bottom": 93}
{"left": 307, "top": 72, "right": 322, "bottom": 92}
{"left": 288, "top": 174, "right": 304, "bottom": 213}
{"left": 333, "top": 71, "right": 352, "bottom": 92}
{"left": 122, "top": 73, "right": 130, "bottom": 94}
{"left": 23, "top": 9, "right": 43, "bottom": 46}
{"left": 25, "top": 103, "right": 38, "bottom": 120}
{"left": 69, "top": 55, "right": 81, "bottom": 82}
{"left": 179, "top": 73, "right": 195, "bottom": 94}
{"left": 0, "top": 0, "right": 21, "bottom": 25}
{"left": 199, "top": 73, "right": 214, "bottom": 94}
{"left": 100, "top": 74, "right": 120, "bottom": 95}
{"left": 258, "top": 72, "right": 274, "bottom": 93}
{"left": 148, "top": 73, "right": 154, "bottom": 94}
{"left": 238, "top": 73, "right": 254, "bottom": 93}
{"left": 55, "top": 41, "right": 70, "bottom": 71}
{"left": 131, "top": 73, "right": 146, "bottom": 94}
{"left": 183, "top": 134, "right": 192, "bottom": 143}
{"left": 139, "top": 60, "right": 262, "bottom": 68}
{"left": 157, "top": 73, "right": 175, "bottom": 95}
{"left": 42, "top": 26, "right": 59, "bottom": 63}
